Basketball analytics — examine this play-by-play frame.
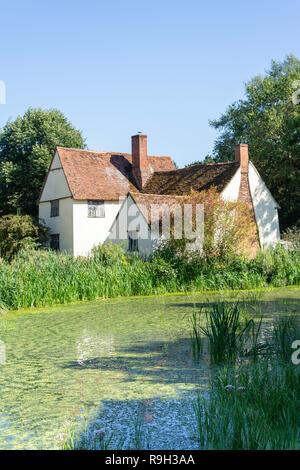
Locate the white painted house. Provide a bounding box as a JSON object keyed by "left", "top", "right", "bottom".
{"left": 38, "top": 134, "right": 280, "bottom": 256}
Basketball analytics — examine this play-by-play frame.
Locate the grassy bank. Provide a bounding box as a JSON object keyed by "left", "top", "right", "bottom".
{"left": 0, "top": 244, "right": 299, "bottom": 311}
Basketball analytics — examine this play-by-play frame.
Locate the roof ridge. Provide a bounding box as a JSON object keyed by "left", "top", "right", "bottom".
{"left": 131, "top": 191, "right": 184, "bottom": 199}
{"left": 57, "top": 146, "right": 131, "bottom": 156}
{"left": 181, "top": 161, "right": 238, "bottom": 169}
{"left": 57, "top": 146, "right": 171, "bottom": 159}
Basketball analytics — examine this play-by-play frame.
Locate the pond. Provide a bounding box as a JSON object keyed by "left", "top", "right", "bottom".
{"left": 0, "top": 287, "right": 299, "bottom": 449}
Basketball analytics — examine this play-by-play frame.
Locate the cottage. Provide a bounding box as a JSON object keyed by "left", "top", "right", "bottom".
{"left": 38, "top": 134, "right": 280, "bottom": 256}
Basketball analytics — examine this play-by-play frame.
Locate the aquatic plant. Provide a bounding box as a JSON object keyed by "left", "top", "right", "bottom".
{"left": 272, "top": 315, "right": 300, "bottom": 363}
{"left": 193, "top": 313, "right": 300, "bottom": 450}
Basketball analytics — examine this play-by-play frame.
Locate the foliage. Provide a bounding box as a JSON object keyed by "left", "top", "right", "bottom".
{"left": 0, "top": 244, "right": 299, "bottom": 311}
{"left": 0, "top": 214, "right": 48, "bottom": 260}
{"left": 156, "top": 187, "right": 258, "bottom": 260}
{"left": 193, "top": 309, "right": 300, "bottom": 449}
{"left": 90, "top": 242, "right": 128, "bottom": 267}
{"left": 191, "top": 303, "right": 269, "bottom": 364}
{"left": 272, "top": 315, "right": 300, "bottom": 363}
{"left": 0, "top": 108, "right": 85, "bottom": 217}
{"left": 194, "top": 359, "right": 300, "bottom": 449}
{"left": 282, "top": 225, "right": 300, "bottom": 250}
{"left": 209, "top": 55, "right": 300, "bottom": 230}
{"left": 184, "top": 154, "right": 215, "bottom": 166}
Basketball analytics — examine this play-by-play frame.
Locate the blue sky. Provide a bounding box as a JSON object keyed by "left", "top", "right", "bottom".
{"left": 0, "top": 0, "right": 299, "bottom": 167}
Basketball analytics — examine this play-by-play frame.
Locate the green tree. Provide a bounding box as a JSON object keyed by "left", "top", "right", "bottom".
{"left": 0, "top": 108, "right": 85, "bottom": 216}
{"left": 209, "top": 55, "right": 300, "bottom": 230}
{"left": 0, "top": 214, "right": 49, "bottom": 260}
{"left": 185, "top": 154, "right": 215, "bottom": 167}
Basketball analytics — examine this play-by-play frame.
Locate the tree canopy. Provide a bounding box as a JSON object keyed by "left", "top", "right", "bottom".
{"left": 209, "top": 55, "right": 300, "bottom": 230}
{"left": 0, "top": 108, "right": 85, "bottom": 217}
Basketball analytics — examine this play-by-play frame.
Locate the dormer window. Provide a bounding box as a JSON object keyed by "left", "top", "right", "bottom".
{"left": 88, "top": 200, "right": 105, "bottom": 217}
{"left": 50, "top": 200, "right": 59, "bottom": 217}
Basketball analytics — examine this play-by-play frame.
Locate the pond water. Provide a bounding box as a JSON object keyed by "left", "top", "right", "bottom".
{"left": 0, "top": 287, "right": 299, "bottom": 449}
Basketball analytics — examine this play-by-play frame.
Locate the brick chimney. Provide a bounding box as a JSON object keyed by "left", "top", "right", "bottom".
{"left": 235, "top": 144, "right": 252, "bottom": 206}
{"left": 235, "top": 143, "right": 249, "bottom": 172}
{"left": 132, "top": 134, "right": 153, "bottom": 189}
{"left": 235, "top": 143, "right": 260, "bottom": 255}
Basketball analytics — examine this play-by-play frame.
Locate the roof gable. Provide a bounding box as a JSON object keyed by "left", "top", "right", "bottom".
{"left": 39, "top": 150, "right": 72, "bottom": 202}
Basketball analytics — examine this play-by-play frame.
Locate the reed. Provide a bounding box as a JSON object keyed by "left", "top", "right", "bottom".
{"left": 272, "top": 315, "right": 300, "bottom": 363}
{"left": 194, "top": 359, "right": 300, "bottom": 449}
{"left": 0, "top": 243, "right": 299, "bottom": 311}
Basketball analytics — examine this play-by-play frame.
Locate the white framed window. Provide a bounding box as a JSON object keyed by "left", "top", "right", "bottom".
{"left": 88, "top": 200, "right": 105, "bottom": 217}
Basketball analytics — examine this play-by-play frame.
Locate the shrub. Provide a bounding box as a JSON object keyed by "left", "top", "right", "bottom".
{"left": 154, "top": 187, "right": 258, "bottom": 265}
{"left": 282, "top": 225, "right": 300, "bottom": 250}
{"left": 90, "top": 242, "right": 128, "bottom": 266}
{"left": 0, "top": 214, "right": 48, "bottom": 260}
{"left": 148, "top": 257, "right": 177, "bottom": 286}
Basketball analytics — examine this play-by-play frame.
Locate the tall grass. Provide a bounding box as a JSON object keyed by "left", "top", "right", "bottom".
{"left": 0, "top": 243, "right": 299, "bottom": 311}
{"left": 193, "top": 310, "right": 300, "bottom": 449}
{"left": 272, "top": 315, "right": 300, "bottom": 363}
{"left": 190, "top": 303, "right": 270, "bottom": 364}
{"left": 194, "top": 360, "right": 300, "bottom": 449}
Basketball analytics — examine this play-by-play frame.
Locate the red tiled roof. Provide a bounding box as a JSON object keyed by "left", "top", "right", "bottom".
{"left": 142, "top": 162, "right": 240, "bottom": 195}
{"left": 56, "top": 147, "right": 175, "bottom": 200}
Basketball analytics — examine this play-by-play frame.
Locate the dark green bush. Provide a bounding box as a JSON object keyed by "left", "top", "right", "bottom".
{"left": 0, "top": 214, "right": 48, "bottom": 260}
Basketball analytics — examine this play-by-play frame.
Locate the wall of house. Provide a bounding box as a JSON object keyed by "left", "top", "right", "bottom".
{"left": 73, "top": 200, "right": 122, "bottom": 256}
{"left": 39, "top": 197, "right": 74, "bottom": 253}
{"left": 39, "top": 151, "right": 74, "bottom": 253}
{"left": 107, "top": 196, "right": 157, "bottom": 256}
{"left": 221, "top": 167, "right": 241, "bottom": 202}
{"left": 248, "top": 162, "right": 280, "bottom": 248}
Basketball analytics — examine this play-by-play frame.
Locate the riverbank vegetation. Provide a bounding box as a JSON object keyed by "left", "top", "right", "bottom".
{"left": 0, "top": 241, "right": 299, "bottom": 312}
{"left": 193, "top": 307, "right": 300, "bottom": 449}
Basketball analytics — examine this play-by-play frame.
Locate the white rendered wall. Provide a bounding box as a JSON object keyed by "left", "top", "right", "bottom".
{"left": 39, "top": 197, "right": 74, "bottom": 253}
{"left": 248, "top": 162, "right": 280, "bottom": 248}
{"left": 107, "top": 195, "right": 158, "bottom": 256}
{"left": 40, "top": 152, "right": 71, "bottom": 202}
{"left": 221, "top": 167, "right": 241, "bottom": 202}
{"left": 73, "top": 200, "right": 122, "bottom": 256}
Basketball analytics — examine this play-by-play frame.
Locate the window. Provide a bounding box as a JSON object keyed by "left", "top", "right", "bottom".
{"left": 50, "top": 200, "right": 59, "bottom": 217}
{"left": 128, "top": 235, "right": 138, "bottom": 252}
{"left": 50, "top": 234, "right": 60, "bottom": 251}
{"left": 88, "top": 200, "right": 105, "bottom": 217}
